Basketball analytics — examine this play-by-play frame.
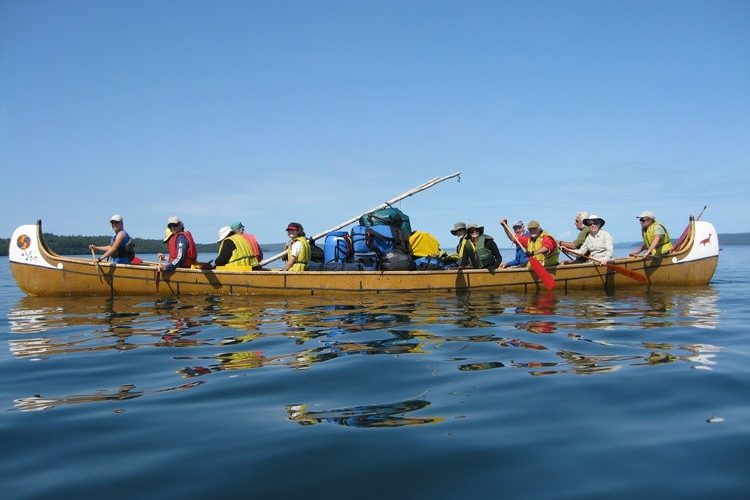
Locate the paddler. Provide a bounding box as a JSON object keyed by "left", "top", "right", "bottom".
{"left": 499, "top": 220, "right": 530, "bottom": 269}
{"left": 159, "top": 216, "right": 198, "bottom": 271}
{"left": 630, "top": 211, "right": 673, "bottom": 257}
{"left": 88, "top": 214, "right": 138, "bottom": 264}
{"left": 211, "top": 226, "right": 259, "bottom": 270}
{"left": 501, "top": 219, "right": 559, "bottom": 267}
{"left": 559, "top": 211, "right": 591, "bottom": 251}
{"left": 282, "top": 222, "right": 311, "bottom": 271}
{"left": 466, "top": 223, "right": 502, "bottom": 270}
{"left": 230, "top": 221, "right": 263, "bottom": 261}
{"left": 577, "top": 214, "right": 613, "bottom": 263}
{"left": 449, "top": 221, "right": 478, "bottom": 269}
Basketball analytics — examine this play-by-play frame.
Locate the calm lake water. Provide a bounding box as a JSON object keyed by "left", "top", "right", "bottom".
{"left": 2, "top": 247, "right": 749, "bottom": 499}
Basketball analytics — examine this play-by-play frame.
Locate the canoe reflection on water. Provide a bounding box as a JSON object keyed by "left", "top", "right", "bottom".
{"left": 7, "top": 288, "right": 722, "bottom": 412}
{"left": 286, "top": 398, "right": 444, "bottom": 427}
{"left": 13, "top": 381, "right": 204, "bottom": 412}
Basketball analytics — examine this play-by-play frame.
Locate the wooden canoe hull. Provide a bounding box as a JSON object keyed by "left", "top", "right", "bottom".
{"left": 9, "top": 220, "right": 719, "bottom": 297}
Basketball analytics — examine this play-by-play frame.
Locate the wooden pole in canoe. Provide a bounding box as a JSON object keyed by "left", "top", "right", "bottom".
{"left": 561, "top": 247, "right": 647, "bottom": 283}
{"left": 259, "top": 172, "right": 462, "bottom": 267}
{"left": 696, "top": 205, "right": 707, "bottom": 220}
{"left": 499, "top": 220, "right": 556, "bottom": 291}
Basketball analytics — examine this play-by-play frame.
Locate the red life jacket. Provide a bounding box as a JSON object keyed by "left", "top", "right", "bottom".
{"left": 168, "top": 230, "right": 198, "bottom": 268}
{"left": 241, "top": 233, "right": 262, "bottom": 259}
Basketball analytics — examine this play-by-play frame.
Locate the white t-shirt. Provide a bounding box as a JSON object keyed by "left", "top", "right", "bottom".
{"left": 289, "top": 239, "right": 303, "bottom": 258}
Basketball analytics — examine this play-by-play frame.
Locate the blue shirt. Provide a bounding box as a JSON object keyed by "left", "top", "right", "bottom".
{"left": 505, "top": 231, "right": 530, "bottom": 267}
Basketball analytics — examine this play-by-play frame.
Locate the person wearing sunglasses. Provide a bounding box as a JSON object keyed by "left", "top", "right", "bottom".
{"left": 630, "top": 211, "right": 673, "bottom": 257}
{"left": 465, "top": 223, "right": 502, "bottom": 270}
{"left": 578, "top": 215, "right": 613, "bottom": 263}
{"left": 159, "top": 216, "right": 198, "bottom": 271}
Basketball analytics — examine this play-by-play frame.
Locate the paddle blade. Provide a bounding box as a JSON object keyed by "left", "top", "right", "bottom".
{"left": 606, "top": 263, "right": 647, "bottom": 283}
{"left": 528, "top": 257, "right": 556, "bottom": 290}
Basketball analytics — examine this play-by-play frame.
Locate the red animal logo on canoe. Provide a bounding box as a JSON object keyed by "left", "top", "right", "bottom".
{"left": 16, "top": 234, "right": 31, "bottom": 250}
{"left": 699, "top": 233, "right": 712, "bottom": 246}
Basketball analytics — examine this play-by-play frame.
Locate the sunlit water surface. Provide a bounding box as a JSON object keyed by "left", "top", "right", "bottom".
{"left": 2, "top": 248, "right": 749, "bottom": 499}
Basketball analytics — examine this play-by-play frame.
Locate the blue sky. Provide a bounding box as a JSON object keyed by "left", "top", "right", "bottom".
{"left": 2, "top": 0, "right": 748, "bottom": 251}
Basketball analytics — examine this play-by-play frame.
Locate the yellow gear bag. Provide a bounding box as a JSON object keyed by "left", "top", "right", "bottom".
{"left": 408, "top": 231, "right": 441, "bottom": 258}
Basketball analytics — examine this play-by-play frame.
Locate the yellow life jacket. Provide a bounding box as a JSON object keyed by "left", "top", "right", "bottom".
{"left": 457, "top": 238, "right": 472, "bottom": 258}
{"left": 216, "top": 234, "right": 258, "bottom": 269}
{"left": 527, "top": 231, "right": 559, "bottom": 267}
{"left": 287, "top": 236, "right": 311, "bottom": 271}
{"left": 409, "top": 231, "right": 441, "bottom": 257}
{"left": 457, "top": 238, "right": 478, "bottom": 268}
{"left": 643, "top": 221, "right": 672, "bottom": 255}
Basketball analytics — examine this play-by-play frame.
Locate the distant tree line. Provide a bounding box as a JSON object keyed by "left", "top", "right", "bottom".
{"left": 47, "top": 233, "right": 220, "bottom": 256}
{"left": 717, "top": 233, "right": 750, "bottom": 245}
{"left": 0, "top": 234, "right": 286, "bottom": 256}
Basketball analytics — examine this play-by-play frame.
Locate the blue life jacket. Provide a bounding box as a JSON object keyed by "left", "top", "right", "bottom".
{"left": 111, "top": 230, "right": 135, "bottom": 263}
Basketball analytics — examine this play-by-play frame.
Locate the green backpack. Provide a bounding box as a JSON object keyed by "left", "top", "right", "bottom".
{"left": 359, "top": 206, "right": 412, "bottom": 236}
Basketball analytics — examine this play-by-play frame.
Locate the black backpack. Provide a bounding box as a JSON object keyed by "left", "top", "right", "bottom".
{"left": 308, "top": 238, "right": 324, "bottom": 263}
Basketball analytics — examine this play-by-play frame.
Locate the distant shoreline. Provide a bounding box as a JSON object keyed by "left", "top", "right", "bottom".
{"left": 0, "top": 233, "right": 286, "bottom": 257}
{"left": 2, "top": 232, "right": 748, "bottom": 257}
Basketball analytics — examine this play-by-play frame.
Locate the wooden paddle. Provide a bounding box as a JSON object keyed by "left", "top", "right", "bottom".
{"left": 91, "top": 247, "right": 103, "bottom": 281}
{"left": 258, "top": 172, "right": 462, "bottom": 267}
{"left": 156, "top": 254, "right": 163, "bottom": 287}
{"left": 500, "top": 220, "right": 555, "bottom": 291}
{"left": 562, "top": 247, "right": 647, "bottom": 283}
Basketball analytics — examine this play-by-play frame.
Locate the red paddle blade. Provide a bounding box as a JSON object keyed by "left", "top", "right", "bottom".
{"left": 607, "top": 263, "right": 647, "bottom": 283}
{"left": 528, "top": 257, "right": 556, "bottom": 290}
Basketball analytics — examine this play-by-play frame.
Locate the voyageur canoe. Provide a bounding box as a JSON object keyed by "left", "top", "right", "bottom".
{"left": 9, "top": 218, "right": 718, "bottom": 297}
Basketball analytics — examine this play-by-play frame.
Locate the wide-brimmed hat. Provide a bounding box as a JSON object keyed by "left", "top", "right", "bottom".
{"left": 637, "top": 210, "right": 656, "bottom": 220}
{"left": 512, "top": 220, "right": 524, "bottom": 228}
{"left": 286, "top": 222, "right": 303, "bottom": 232}
{"left": 466, "top": 223, "right": 484, "bottom": 235}
{"left": 167, "top": 216, "right": 182, "bottom": 226}
{"left": 527, "top": 220, "right": 541, "bottom": 229}
{"left": 583, "top": 214, "right": 606, "bottom": 227}
{"left": 230, "top": 221, "right": 244, "bottom": 231}
{"left": 109, "top": 214, "right": 123, "bottom": 223}
{"left": 218, "top": 226, "right": 233, "bottom": 242}
{"left": 450, "top": 222, "right": 467, "bottom": 235}
{"left": 162, "top": 228, "right": 173, "bottom": 243}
